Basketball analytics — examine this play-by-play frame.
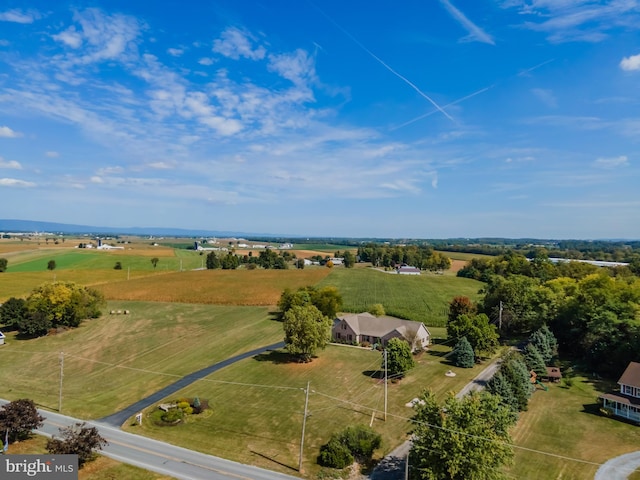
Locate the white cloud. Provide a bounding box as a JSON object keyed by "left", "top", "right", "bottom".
{"left": 620, "top": 53, "right": 640, "bottom": 71}
{"left": 0, "top": 126, "right": 21, "bottom": 138}
{"left": 0, "top": 178, "right": 35, "bottom": 187}
{"left": 198, "top": 57, "right": 214, "bottom": 66}
{"left": 45, "top": 151, "right": 60, "bottom": 158}
{"left": 53, "top": 9, "right": 143, "bottom": 66}
{"left": 96, "top": 166, "right": 124, "bottom": 175}
{"left": 53, "top": 26, "right": 83, "bottom": 48}
{"left": 438, "top": 0, "right": 495, "bottom": 45}
{"left": 594, "top": 155, "right": 629, "bottom": 169}
{"left": 90, "top": 176, "right": 104, "bottom": 183}
{"left": 268, "top": 49, "right": 316, "bottom": 88}
{"left": 0, "top": 40, "right": 9, "bottom": 46}
{"left": 213, "top": 27, "right": 266, "bottom": 60}
{"left": 167, "top": 48, "right": 184, "bottom": 57}
{"left": 0, "top": 157, "right": 22, "bottom": 169}
{"left": 531, "top": 88, "right": 557, "bottom": 108}
{"left": 501, "top": 0, "right": 640, "bottom": 43}
{"left": 146, "top": 161, "right": 173, "bottom": 169}
{"left": 0, "top": 9, "right": 41, "bottom": 24}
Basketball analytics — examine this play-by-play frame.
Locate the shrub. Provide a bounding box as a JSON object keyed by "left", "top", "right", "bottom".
{"left": 161, "top": 408, "right": 184, "bottom": 423}
{"left": 177, "top": 401, "right": 190, "bottom": 410}
{"left": 317, "top": 424, "right": 381, "bottom": 468}
{"left": 183, "top": 406, "right": 193, "bottom": 415}
{"left": 318, "top": 438, "right": 353, "bottom": 469}
{"left": 339, "top": 425, "right": 381, "bottom": 458}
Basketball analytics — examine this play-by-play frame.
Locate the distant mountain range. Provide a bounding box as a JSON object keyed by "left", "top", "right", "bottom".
{"left": 0, "top": 219, "right": 278, "bottom": 238}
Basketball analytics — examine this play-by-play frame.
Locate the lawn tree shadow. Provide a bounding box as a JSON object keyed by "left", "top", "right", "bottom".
{"left": 362, "top": 370, "right": 384, "bottom": 380}
{"left": 253, "top": 350, "right": 293, "bottom": 364}
{"left": 253, "top": 350, "right": 317, "bottom": 364}
{"left": 268, "top": 310, "right": 283, "bottom": 322}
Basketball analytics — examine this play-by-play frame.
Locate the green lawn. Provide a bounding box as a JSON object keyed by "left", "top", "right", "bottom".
{"left": 507, "top": 374, "right": 640, "bottom": 479}
{"left": 319, "top": 267, "right": 483, "bottom": 326}
{"left": 4, "top": 249, "right": 206, "bottom": 273}
{"left": 0, "top": 301, "right": 283, "bottom": 418}
{"left": 125, "top": 342, "right": 487, "bottom": 477}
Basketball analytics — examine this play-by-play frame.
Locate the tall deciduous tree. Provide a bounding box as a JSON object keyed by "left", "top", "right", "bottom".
{"left": 47, "top": 422, "right": 108, "bottom": 468}
{"left": 283, "top": 305, "right": 332, "bottom": 362}
{"left": 409, "top": 391, "right": 517, "bottom": 480}
{"left": 447, "top": 313, "right": 499, "bottom": 358}
{"left": 0, "top": 399, "right": 45, "bottom": 444}
{"left": 384, "top": 338, "right": 415, "bottom": 379}
{"left": 448, "top": 296, "right": 477, "bottom": 324}
{"left": 47, "top": 260, "right": 56, "bottom": 271}
{"left": 151, "top": 257, "right": 159, "bottom": 268}
{"left": 0, "top": 257, "right": 8, "bottom": 272}
{"left": 0, "top": 297, "right": 28, "bottom": 330}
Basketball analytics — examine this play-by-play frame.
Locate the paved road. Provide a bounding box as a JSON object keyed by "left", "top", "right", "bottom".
{"left": 1, "top": 400, "right": 300, "bottom": 480}
{"left": 595, "top": 451, "right": 640, "bottom": 480}
{"left": 100, "top": 341, "right": 285, "bottom": 427}
{"left": 370, "top": 356, "right": 503, "bottom": 480}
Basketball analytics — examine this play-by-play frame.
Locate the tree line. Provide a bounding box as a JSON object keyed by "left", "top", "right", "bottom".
{"left": 356, "top": 243, "right": 451, "bottom": 271}
{"left": 0, "top": 282, "right": 105, "bottom": 337}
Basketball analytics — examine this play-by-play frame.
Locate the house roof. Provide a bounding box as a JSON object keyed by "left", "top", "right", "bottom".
{"left": 618, "top": 362, "right": 640, "bottom": 388}
{"left": 336, "top": 312, "right": 429, "bottom": 338}
{"left": 545, "top": 366, "right": 562, "bottom": 379}
{"left": 600, "top": 392, "right": 640, "bottom": 408}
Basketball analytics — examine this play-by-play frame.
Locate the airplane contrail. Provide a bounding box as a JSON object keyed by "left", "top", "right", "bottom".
{"left": 390, "top": 85, "right": 494, "bottom": 131}
{"left": 391, "top": 59, "right": 554, "bottom": 131}
{"left": 310, "top": 2, "right": 455, "bottom": 122}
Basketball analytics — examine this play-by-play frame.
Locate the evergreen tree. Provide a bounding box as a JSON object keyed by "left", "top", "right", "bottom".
{"left": 539, "top": 324, "right": 558, "bottom": 360}
{"left": 486, "top": 371, "right": 519, "bottom": 413}
{"left": 500, "top": 352, "right": 534, "bottom": 411}
{"left": 523, "top": 343, "right": 547, "bottom": 377}
{"left": 451, "top": 337, "right": 475, "bottom": 368}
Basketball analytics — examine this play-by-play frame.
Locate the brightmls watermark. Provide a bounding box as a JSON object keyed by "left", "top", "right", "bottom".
{"left": 1, "top": 455, "right": 78, "bottom": 479}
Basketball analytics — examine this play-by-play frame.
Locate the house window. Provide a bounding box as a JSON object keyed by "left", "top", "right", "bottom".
{"left": 342, "top": 323, "right": 347, "bottom": 330}
{"left": 336, "top": 333, "right": 341, "bottom": 339}
{"left": 348, "top": 334, "right": 352, "bottom": 341}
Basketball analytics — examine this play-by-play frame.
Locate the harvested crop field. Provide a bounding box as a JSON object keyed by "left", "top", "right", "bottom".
{"left": 95, "top": 268, "right": 332, "bottom": 305}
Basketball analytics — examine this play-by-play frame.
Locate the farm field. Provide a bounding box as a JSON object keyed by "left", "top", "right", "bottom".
{"left": 125, "top": 342, "right": 486, "bottom": 477}
{"left": 6, "top": 436, "right": 173, "bottom": 480}
{"left": 507, "top": 375, "right": 640, "bottom": 479}
{"left": 95, "top": 268, "right": 332, "bottom": 305}
{"left": 319, "top": 267, "right": 483, "bottom": 327}
{"left": 0, "top": 301, "right": 283, "bottom": 418}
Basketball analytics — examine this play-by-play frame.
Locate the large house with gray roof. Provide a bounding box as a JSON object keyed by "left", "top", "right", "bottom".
{"left": 332, "top": 312, "right": 430, "bottom": 351}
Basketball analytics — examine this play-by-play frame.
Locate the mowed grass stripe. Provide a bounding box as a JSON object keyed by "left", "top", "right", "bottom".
{"left": 319, "top": 267, "right": 483, "bottom": 326}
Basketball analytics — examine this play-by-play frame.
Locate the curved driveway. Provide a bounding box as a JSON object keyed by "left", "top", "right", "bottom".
{"left": 595, "top": 451, "right": 640, "bottom": 480}
{"left": 99, "top": 341, "right": 284, "bottom": 427}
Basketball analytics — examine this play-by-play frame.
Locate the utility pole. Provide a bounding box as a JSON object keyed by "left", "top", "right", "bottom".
{"left": 384, "top": 349, "right": 388, "bottom": 421}
{"left": 127, "top": 266, "right": 130, "bottom": 280}
{"left": 499, "top": 301, "right": 503, "bottom": 330}
{"left": 405, "top": 452, "right": 409, "bottom": 480}
{"left": 299, "top": 381, "right": 310, "bottom": 473}
{"left": 58, "top": 352, "right": 64, "bottom": 413}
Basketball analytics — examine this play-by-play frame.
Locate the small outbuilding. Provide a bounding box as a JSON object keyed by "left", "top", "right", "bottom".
{"left": 544, "top": 366, "right": 562, "bottom": 382}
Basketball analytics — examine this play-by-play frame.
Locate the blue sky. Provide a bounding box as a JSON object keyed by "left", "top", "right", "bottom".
{"left": 1, "top": 1, "right": 639, "bottom": 239}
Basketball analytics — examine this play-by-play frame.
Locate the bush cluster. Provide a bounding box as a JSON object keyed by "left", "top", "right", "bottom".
{"left": 318, "top": 425, "right": 381, "bottom": 469}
